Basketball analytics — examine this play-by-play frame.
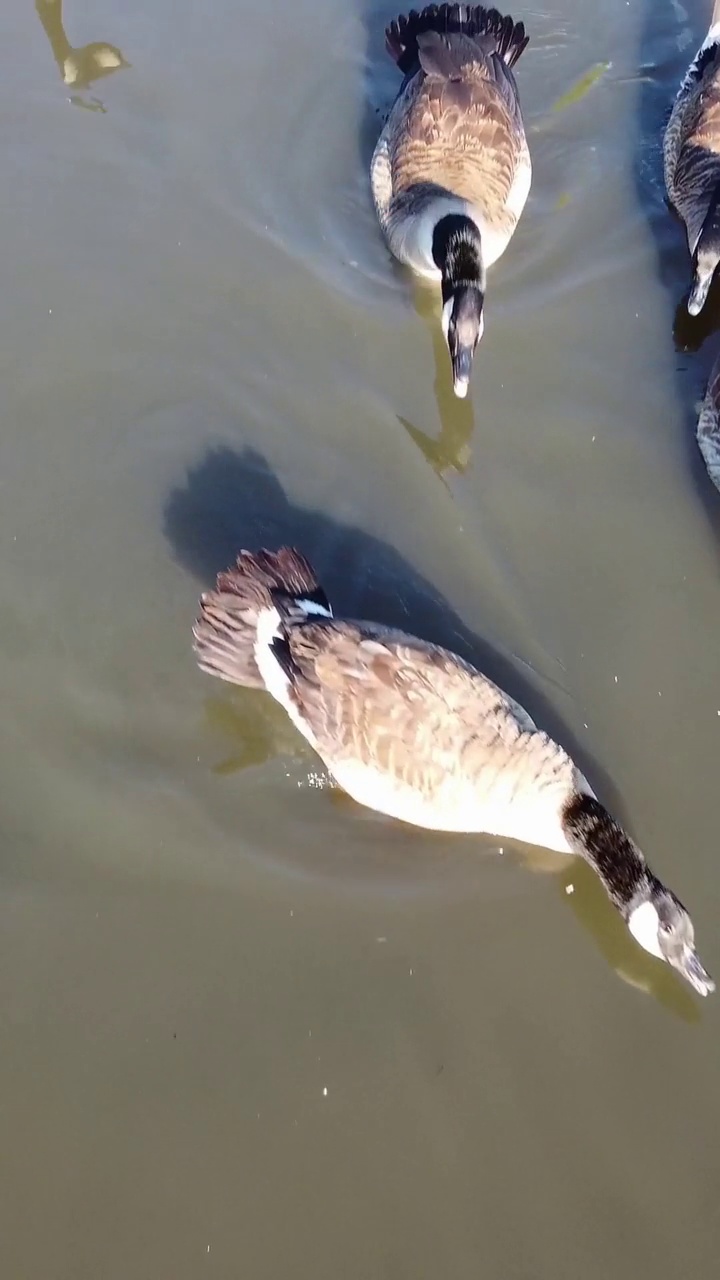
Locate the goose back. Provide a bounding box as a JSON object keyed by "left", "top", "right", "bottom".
{"left": 665, "top": 30, "right": 720, "bottom": 250}
{"left": 270, "top": 617, "right": 588, "bottom": 845}
{"left": 372, "top": 9, "right": 531, "bottom": 273}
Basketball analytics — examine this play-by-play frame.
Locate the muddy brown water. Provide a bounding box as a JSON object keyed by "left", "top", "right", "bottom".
{"left": 1, "top": 1, "right": 720, "bottom": 1276}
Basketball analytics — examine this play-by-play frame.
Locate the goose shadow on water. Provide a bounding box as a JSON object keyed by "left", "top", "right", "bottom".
{"left": 163, "top": 442, "right": 698, "bottom": 1018}
{"left": 357, "top": 1, "right": 477, "bottom": 478}
{"left": 636, "top": 0, "right": 720, "bottom": 543}
{"left": 35, "top": 0, "right": 129, "bottom": 111}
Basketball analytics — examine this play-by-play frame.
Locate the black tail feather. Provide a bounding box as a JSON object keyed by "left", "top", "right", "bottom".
{"left": 385, "top": 4, "right": 529, "bottom": 76}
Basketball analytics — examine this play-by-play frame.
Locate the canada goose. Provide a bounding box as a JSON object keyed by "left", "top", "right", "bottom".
{"left": 664, "top": 0, "right": 720, "bottom": 315}
{"left": 697, "top": 347, "right": 720, "bottom": 489}
{"left": 371, "top": 4, "right": 531, "bottom": 398}
{"left": 193, "top": 547, "right": 714, "bottom": 996}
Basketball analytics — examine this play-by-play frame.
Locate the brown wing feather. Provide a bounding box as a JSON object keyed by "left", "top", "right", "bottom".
{"left": 281, "top": 620, "right": 538, "bottom": 794}
{"left": 390, "top": 56, "right": 522, "bottom": 218}
{"left": 669, "top": 69, "right": 720, "bottom": 246}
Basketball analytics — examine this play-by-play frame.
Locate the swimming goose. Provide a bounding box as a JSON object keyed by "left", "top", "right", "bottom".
{"left": 371, "top": 3, "right": 531, "bottom": 397}
{"left": 664, "top": 0, "right": 720, "bottom": 314}
{"left": 193, "top": 546, "right": 714, "bottom": 996}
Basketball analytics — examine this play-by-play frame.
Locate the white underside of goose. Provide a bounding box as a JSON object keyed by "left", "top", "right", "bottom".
{"left": 370, "top": 132, "right": 531, "bottom": 279}
{"left": 254, "top": 603, "right": 590, "bottom": 852}
{"left": 324, "top": 757, "right": 583, "bottom": 850}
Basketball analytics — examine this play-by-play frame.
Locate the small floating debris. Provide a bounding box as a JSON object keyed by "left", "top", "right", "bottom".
{"left": 551, "top": 62, "right": 612, "bottom": 114}
{"left": 565, "top": 884, "right": 575, "bottom": 895}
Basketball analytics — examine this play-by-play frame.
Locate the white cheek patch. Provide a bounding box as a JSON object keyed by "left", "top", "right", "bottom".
{"left": 628, "top": 901, "right": 664, "bottom": 959}
{"left": 441, "top": 297, "right": 453, "bottom": 342}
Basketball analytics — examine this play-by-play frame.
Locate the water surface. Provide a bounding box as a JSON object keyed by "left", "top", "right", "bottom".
{"left": 1, "top": 1, "right": 720, "bottom": 1276}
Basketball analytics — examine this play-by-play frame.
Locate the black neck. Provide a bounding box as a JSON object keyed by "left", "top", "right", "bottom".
{"left": 432, "top": 215, "right": 484, "bottom": 299}
{"left": 561, "top": 793, "right": 654, "bottom": 915}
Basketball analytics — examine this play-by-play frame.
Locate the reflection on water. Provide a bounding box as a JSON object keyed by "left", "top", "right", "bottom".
{"left": 5, "top": 0, "right": 720, "bottom": 1274}
{"left": 398, "top": 285, "right": 475, "bottom": 479}
{"left": 35, "top": 0, "right": 129, "bottom": 110}
{"left": 673, "top": 278, "right": 720, "bottom": 353}
{"left": 203, "top": 692, "right": 309, "bottom": 777}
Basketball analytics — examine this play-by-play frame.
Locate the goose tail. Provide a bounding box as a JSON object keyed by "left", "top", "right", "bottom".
{"left": 193, "top": 547, "right": 331, "bottom": 689}
{"left": 385, "top": 4, "right": 529, "bottom": 76}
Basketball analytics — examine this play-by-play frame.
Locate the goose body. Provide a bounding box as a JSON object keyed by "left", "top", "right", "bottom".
{"left": 193, "top": 547, "right": 713, "bottom": 996}
{"left": 664, "top": 1, "right": 720, "bottom": 313}
{"left": 697, "top": 347, "right": 720, "bottom": 490}
{"left": 371, "top": 4, "right": 531, "bottom": 396}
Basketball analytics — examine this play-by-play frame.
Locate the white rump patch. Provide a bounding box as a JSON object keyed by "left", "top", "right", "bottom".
{"left": 628, "top": 901, "right": 663, "bottom": 958}
{"left": 253, "top": 603, "right": 325, "bottom": 750}
{"left": 254, "top": 606, "right": 286, "bottom": 704}
{"left": 295, "top": 598, "right": 332, "bottom": 618}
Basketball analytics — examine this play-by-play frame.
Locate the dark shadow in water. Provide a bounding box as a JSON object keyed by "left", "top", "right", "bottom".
{"left": 164, "top": 442, "right": 698, "bottom": 1013}
{"left": 35, "top": 0, "right": 129, "bottom": 111}
{"left": 635, "top": 2, "right": 720, "bottom": 548}
{"left": 673, "top": 277, "right": 720, "bottom": 353}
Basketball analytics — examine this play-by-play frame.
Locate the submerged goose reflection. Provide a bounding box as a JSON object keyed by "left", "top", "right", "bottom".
{"left": 35, "top": 0, "right": 129, "bottom": 110}
{"left": 398, "top": 284, "right": 475, "bottom": 481}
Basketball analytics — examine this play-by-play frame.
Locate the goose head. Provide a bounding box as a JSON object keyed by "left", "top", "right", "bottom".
{"left": 563, "top": 792, "right": 714, "bottom": 996}
{"left": 433, "top": 214, "right": 485, "bottom": 398}
{"left": 627, "top": 886, "right": 714, "bottom": 997}
{"left": 441, "top": 285, "right": 484, "bottom": 399}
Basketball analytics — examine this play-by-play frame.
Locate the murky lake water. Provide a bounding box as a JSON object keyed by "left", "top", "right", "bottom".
{"left": 2, "top": 0, "right": 720, "bottom": 1275}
